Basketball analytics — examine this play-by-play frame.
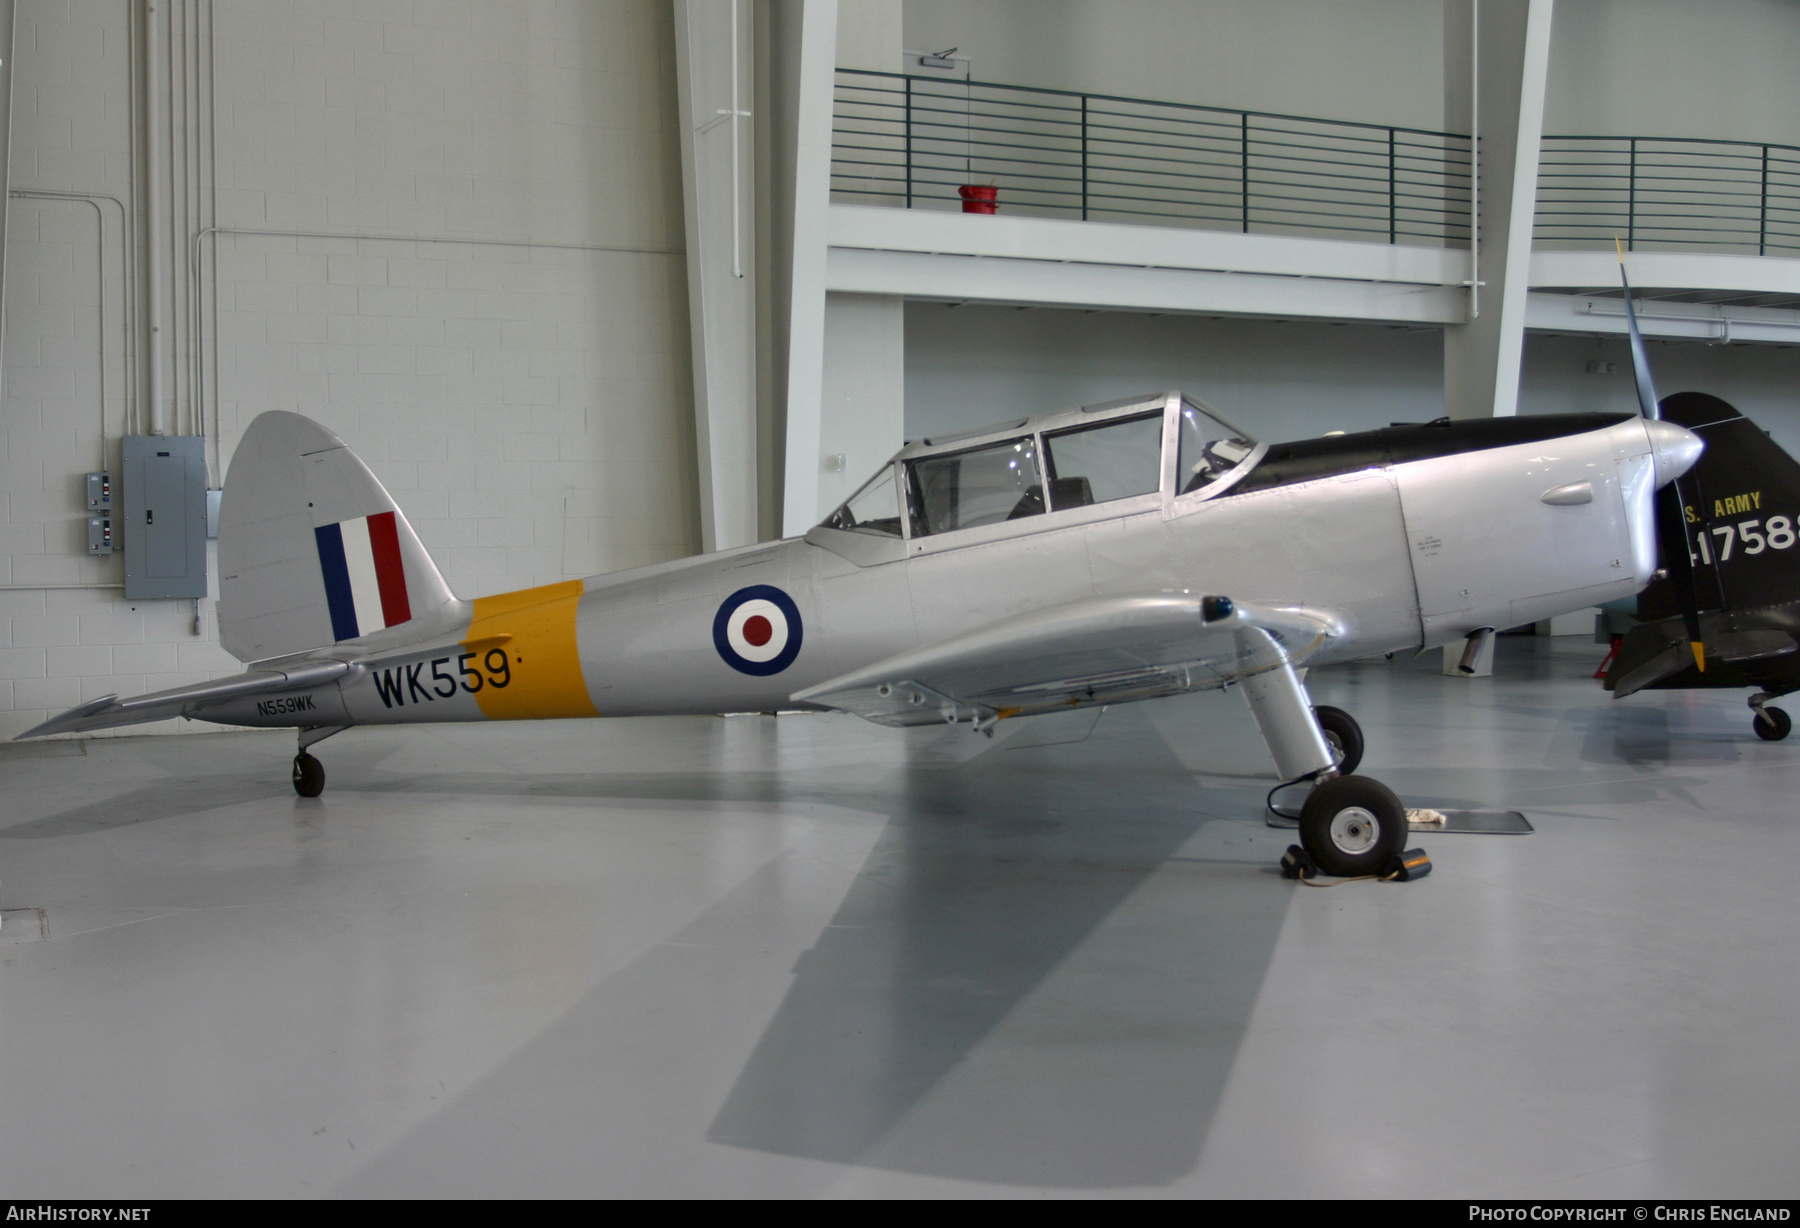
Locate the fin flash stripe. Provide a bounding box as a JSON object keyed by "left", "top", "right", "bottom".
{"left": 316, "top": 511, "right": 412, "bottom": 642}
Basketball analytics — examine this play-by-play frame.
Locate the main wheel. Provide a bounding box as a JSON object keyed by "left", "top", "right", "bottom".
{"left": 1753, "top": 706, "right": 1792, "bottom": 741}
{"left": 1298, "top": 775, "right": 1407, "bottom": 877}
{"left": 1313, "top": 705, "right": 1364, "bottom": 775}
{"left": 293, "top": 753, "right": 326, "bottom": 798}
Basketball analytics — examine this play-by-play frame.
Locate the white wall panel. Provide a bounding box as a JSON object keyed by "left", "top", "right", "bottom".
{"left": 0, "top": 1, "right": 696, "bottom": 739}
{"left": 1522, "top": 334, "right": 1800, "bottom": 455}
{"left": 901, "top": 0, "right": 1446, "bottom": 132}
{"left": 817, "top": 291, "right": 902, "bottom": 519}
{"left": 904, "top": 303, "right": 1445, "bottom": 446}
{"left": 1545, "top": 0, "right": 1800, "bottom": 145}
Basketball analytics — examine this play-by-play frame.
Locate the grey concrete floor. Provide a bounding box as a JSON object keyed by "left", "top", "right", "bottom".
{"left": 1, "top": 635, "right": 1796, "bottom": 1198}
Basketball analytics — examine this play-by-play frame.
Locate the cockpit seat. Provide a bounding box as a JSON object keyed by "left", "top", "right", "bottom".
{"left": 1050, "top": 476, "right": 1094, "bottom": 509}
{"left": 1007, "top": 485, "right": 1047, "bottom": 520}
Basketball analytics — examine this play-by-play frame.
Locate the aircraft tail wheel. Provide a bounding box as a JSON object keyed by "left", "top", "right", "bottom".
{"left": 1298, "top": 775, "right": 1407, "bottom": 877}
{"left": 293, "top": 752, "right": 326, "bottom": 798}
{"left": 1312, "top": 705, "right": 1364, "bottom": 775}
{"left": 1753, "top": 706, "right": 1792, "bottom": 741}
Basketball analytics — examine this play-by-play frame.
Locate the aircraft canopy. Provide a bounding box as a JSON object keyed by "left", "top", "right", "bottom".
{"left": 821, "top": 393, "right": 1256, "bottom": 541}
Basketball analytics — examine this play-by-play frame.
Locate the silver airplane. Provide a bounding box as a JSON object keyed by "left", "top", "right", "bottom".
{"left": 18, "top": 391, "right": 1702, "bottom": 877}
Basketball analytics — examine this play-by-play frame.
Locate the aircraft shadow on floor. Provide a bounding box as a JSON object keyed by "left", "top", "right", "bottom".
{"left": 700, "top": 754, "right": 1284, "bottom": 1186}
{"left": 336, "top": 706, "right": 1290, "bottom": 1192}
{"left": 0, "top": 736, "right": 394, "bottom": 839}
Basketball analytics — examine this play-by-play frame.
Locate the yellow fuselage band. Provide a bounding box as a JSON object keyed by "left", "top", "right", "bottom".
{"left": 465, "top": 580, "right": 598, "bottom": 720}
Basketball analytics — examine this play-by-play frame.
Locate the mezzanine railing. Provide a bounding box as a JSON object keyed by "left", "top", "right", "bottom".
{"left": 831, "top": 69, "right": 1474, "bottom": 246}
{"left": 1535, "top": 135, "right": 1800, "bottom": 255}
{"left": 833, "top": 70, "right": 1800, "bottom": 259}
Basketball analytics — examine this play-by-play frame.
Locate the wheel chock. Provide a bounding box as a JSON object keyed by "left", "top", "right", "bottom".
{"left": 1383, "top": 847, "right": 1432, "bottom": 881}
{"left": 1279, "top": 845, "right": 1319, "bottom": 880}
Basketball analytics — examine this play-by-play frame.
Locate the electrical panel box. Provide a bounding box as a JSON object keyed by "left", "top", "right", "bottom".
{"left": 85, "top": 472, "right": 111, "bottom": 511}
{"left": 121, "top": 436, "right": 208, "bottom": 599}
{"left": 87, "top": 516, "right": 113, "bottom": 555}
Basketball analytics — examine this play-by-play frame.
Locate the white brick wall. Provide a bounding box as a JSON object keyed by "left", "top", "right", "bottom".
{"left": 0, "top": 0, "right": 698, "bottom": 740}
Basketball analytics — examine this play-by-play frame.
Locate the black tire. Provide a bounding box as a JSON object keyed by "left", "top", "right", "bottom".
{"left": 1313, "top": 705, "right": 1364, "bottom": 776}
{"left": 293, "top": 753, "right": 326, "bottom": 798}
{"left": 1754, "top": 706, "right": 1792, "bottom": 742}
{"left": 1298, "top": 775, "right": 1407, "bottom": 877}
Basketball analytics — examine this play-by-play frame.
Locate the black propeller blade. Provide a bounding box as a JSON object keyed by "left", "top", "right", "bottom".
{"left": 1618, "top": 243, "right": 1706, "bottom": 671}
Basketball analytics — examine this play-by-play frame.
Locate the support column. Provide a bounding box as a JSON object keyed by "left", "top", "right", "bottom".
{"left": 0, "top": 0, "right": 15, "bottom": 373}
{"left": 675, "top": 0, "right": 759, "bottom": 551}
{"left": 1442, "top": 0, "right": 1555, "bottom": 421}
{"left": 809, "top": 1, "right": 903, "bottom": 524}
{"left": 777, "top": 0, "right": 839, "bottom": 537}
{"left": 817, "top": 292, "right": 903, "bottom": 518}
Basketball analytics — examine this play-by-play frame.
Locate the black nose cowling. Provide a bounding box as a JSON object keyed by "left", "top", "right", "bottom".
{"left": 1201, "top": 595, "right": 1234, "bottom": 623}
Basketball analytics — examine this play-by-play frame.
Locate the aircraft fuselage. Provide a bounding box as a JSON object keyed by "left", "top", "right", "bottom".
{"left": 195, "top": 407, "right": 1689, "bottom": 733}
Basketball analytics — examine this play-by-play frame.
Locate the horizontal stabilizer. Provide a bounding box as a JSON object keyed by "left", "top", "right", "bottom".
{"left": 1607, "top": 621, "right": 1798, "bottom": 696}
{"left": 13, "top": 631, "right": 518, "bottom": 739}
{"left": 15, "top": 659, "right": 352, "bottom": 739}
{"left": 1708, "top": 629, "right": 1797, "bottom": 664}
{"left": 792, "top": 594, "right": 1345, "bottom": 727}
{"left": 1608, "top": 639, "right": 1692, "bottom": 698}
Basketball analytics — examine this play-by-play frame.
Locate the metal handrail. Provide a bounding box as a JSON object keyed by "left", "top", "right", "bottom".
{"left": 1536, "top": 134, "right": 1800, "bottom": 256}
{"left": 835, "top": 70, "right": 1800, "bottom": 258}
{"left": 832, "top": 69, "right": 1473, "bottom": 246}
{"left": 840, "top": 68, "right": 1474, "bottom": 139}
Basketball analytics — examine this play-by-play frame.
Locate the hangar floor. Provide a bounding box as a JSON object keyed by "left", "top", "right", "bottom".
{"left": 1, "top": 635, "right": 1796, "bottom": 1198}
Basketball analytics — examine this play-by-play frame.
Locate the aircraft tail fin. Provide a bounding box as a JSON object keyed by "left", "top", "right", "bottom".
{"left": 218, "top": 412, "right": 461, "bottom": 663}
{"left": 1637, "top": 392, "right": 1800, "bottom": 623}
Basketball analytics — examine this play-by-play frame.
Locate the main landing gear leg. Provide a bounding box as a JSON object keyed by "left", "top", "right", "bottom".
{"left": 1240, "top": 663, "right": 1405, "bottom": 877}
{"left": 293, "top": 725, "right": 348, "bottom": 798}
{"left": 1749, "top": 692, "right": 1792, "bottom": 741}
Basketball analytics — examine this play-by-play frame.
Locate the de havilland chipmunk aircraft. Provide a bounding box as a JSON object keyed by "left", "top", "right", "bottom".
{"left": 17, "top": 378, "right": 1703, "bottom": 876}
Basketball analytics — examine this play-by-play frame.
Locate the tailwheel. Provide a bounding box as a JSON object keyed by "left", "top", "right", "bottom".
{"left": 1753, "top": 706, "right": 1792, "bottom": 742}
{"left": 1299, "top": 775, "right": 1407, "bottom": 877}
{"left": 1312, "top": 705, "right": 1364, "bottom": 775}
{"left": 293, "top": 752, "right": 326, "bottom": 798}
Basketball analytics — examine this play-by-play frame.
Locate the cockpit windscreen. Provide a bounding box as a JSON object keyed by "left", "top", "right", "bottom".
{"left": 823, "top": 464, "right": 903, "bottom": 537}
{"left": 1177, "top": 400, "right": 1257, "bottom": 495}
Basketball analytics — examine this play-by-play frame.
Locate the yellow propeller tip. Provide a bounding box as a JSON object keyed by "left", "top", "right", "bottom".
{"left": 1692, "top": 641, "right": 1706, "bottom": 671}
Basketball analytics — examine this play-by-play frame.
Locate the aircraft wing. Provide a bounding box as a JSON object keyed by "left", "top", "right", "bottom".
{"left": 790, "top": 594, "right": 1348, "bottom": 727}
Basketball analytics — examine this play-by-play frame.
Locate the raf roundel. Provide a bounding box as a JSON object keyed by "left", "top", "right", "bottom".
{"left": 713, "top": 584, "right": 804, "bottom": 676}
